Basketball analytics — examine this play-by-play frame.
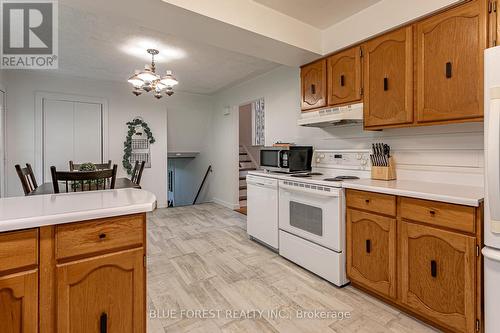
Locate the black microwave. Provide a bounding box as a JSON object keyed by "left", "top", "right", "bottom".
{"left": 260, "top": 146, "right": 313, "bottom": 173}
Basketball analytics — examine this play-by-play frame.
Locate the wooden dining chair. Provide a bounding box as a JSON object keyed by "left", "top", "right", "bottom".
{"left": 130, "top": 161, "right": 146, "bottom": 185}
{"left": 15, "top": 163, "right": 38, "bottom": 195}
{"left": 51, "top": 164, "right": 118, "bottom": 193}
{"left": 69, "top": 160, "right": 112, "bottom": 171}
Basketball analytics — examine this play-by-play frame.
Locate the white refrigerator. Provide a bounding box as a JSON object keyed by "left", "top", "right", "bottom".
{"left": 484, "top": 45, "right": 500, "bottom": 332}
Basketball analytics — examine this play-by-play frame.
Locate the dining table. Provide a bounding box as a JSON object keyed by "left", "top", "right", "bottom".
{"left": 28, "top": 177, "right": 141, "bottom": 196}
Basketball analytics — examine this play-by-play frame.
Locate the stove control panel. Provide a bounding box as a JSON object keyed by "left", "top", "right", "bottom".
{"left": 314, "top": 150, "right": 371, "bottom": 170}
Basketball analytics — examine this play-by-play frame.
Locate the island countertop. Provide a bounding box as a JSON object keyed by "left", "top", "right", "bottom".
{"left": 0, "top": 188, "right": 157, "bottom": 232}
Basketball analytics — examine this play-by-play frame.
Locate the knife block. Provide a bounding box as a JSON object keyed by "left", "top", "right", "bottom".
{"left": 371, "top": 157, "right": 396, "bottom": 180}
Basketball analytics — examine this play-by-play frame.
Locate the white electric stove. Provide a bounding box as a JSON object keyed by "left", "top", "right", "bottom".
{"left": 250, "top": 150, "right": 370, "bottom": 287}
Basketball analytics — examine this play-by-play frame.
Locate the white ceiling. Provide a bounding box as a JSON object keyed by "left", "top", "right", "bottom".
{"left": 54, "top": 5, "right": 280, "bottom": 95}
{"left": 253, "top": 0, "right": 382, "bottom": 29}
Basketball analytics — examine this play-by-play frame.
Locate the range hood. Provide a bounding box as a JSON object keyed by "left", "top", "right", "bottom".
{"left": 298, "top": 103, "right": 363, "bottom": 128}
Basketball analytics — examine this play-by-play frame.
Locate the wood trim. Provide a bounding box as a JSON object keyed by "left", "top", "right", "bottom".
{"left": 39, "top": 226, "right": 56, "bottom": 333}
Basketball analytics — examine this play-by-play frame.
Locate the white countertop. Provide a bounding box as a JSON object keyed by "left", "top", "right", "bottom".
{"left": 342, "top": 179, "right": 484, "bottom": 207}
{"left": 248, "top": 170, "right": 484, "bottom": 207}
{"left": 0, "top": 188, "right": 157, "bottom": 232}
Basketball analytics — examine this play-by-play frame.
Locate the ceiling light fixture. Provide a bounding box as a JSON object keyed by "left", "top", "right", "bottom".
{"left": 128, "top": 49, "right": 178, "bottom": 99}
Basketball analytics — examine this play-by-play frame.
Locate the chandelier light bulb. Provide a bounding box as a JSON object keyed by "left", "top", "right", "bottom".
{"left": 160, "top": 70, "right": 179, "bottom": 87}
{"left": 129, "top": 49, "right": 178, "bottom": 99}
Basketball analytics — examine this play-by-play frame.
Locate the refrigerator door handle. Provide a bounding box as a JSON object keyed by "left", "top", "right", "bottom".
{"left": 487, "top": 86, "right": 500, "bottom": 233}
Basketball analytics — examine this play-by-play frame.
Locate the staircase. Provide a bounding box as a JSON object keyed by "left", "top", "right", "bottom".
{"left": 238, "top": 145, "right": 256, "bottom": 212}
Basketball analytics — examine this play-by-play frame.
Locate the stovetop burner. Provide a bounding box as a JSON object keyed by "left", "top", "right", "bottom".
{"left": 290, "top": 172, "right": 323, "bottom": 178}
{"left": 323, "top": 176, "right": 360, "bottom": 182}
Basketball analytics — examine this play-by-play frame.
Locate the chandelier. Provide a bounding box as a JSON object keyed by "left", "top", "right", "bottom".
{"left": 127, "top": 49, "right": 179, "bottom": 99}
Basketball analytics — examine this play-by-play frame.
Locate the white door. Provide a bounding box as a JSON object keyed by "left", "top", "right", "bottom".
{"left": 42, "top": 99, "right": 102, "bottom": 182}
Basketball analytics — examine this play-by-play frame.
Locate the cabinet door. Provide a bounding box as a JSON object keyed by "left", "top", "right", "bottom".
{"left": 301, "top": 59, "right": 327, "bottom": 111}
{"left": 57, "top": 248, "right": 145, "bottom": 333}
{"left": 0, "top": 270, "right": 38, "bottom": 333}
{"left": 327, "top": 47, "right": 362, "bottom": 106}
{"left": 346, "top": 209, "right": 396, "bottom": 298}
{"left": 416, "top": 1, "right": 486, "bottom": 123}
{"left": 363, "top": 26, "right": 413, "bottom": 128}
{"left": 400, "top": 221, "right": 476, "bottom": 333}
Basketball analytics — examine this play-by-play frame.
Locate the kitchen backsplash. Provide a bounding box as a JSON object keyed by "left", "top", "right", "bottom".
{"left": 301, "top": 122, "right": 484, "bottom": 187}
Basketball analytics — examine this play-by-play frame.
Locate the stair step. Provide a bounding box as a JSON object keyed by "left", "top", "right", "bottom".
{"left": 239, "top": 167, "right": 256, "bottom": 171}
{"left": 239, "top": 185, "right": 247, "bottom": 190}
{"left": 239, "top": 160, "right": 251, "bottom": 163}
{"left": 239, "top": 195, "right": 247, "bottom": 201}
{"left": 239, "top": 176, "right": 246, "bottom": 180}
{"left": 239, "top": 152, "right": 248, "bottom": 155}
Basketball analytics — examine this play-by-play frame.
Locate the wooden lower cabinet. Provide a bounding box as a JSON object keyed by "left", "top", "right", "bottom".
{"left": 346, "top": 209, "right": 396, "bottom": 298}
{"left": 0, "top": 270, "right": 38, "bottom": 333}
{"left": 0, "top": 213, "right": 146, "bottom": 333}
{"left": 346, "top": 189, "right": 482, "bottom": 333}
{"left": 400, "top": 221, "right": 476, "bottom": 333}
{"left": 57, "top": 248, "right": 145, "bottom": 333}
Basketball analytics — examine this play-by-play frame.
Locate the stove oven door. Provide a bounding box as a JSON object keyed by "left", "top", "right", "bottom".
{"left": 278, "top": 180, "right": 343, "bottom": 252}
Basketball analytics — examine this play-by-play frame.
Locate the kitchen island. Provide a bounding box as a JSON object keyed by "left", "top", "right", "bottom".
{"left": 0, "top": 188, "right": 156, "bottom": 333}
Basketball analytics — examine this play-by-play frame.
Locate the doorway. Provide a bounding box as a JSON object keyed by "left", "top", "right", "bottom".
{"left": 237, "top": 98, "right": 265, "bottom": 214}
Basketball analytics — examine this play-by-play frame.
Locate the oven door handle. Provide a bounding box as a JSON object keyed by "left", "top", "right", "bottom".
{"left": 279, "top": 182, "right": 340, "bottom": 197}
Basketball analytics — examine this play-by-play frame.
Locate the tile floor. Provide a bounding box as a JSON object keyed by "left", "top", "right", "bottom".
{"left": 146, "top": 203, "right": 438, "bottom": 333}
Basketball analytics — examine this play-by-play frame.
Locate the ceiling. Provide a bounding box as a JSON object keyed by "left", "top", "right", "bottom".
{"left": 253, "top": 0, "right": 382, "bottom": 29}
{"left": 53, "top": 4, "right": 280, "bottom": 95}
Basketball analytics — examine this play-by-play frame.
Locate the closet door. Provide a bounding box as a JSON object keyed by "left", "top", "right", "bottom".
{"left": 43, "top": 99, "right": 102, "bottom": 181}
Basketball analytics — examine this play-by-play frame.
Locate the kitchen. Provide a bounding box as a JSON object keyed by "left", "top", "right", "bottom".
{"left": 245, "top": 0, "right": 498, "bottom": 332}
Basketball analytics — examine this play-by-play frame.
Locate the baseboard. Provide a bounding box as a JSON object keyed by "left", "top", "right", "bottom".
{"left": 212, "top": 198, "right": 239, "bottom": 210}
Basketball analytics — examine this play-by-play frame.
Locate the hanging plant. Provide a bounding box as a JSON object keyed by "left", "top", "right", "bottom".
{"left": 123, "top": 118, "right": 155, "bottom": 175}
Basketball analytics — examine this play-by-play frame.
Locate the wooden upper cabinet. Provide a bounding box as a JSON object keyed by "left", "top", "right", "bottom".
{"left": 363, "top": 26, "right": 414, "bottom": 128}
{"left": 346, "top": 209, "right": 396, "bottom": 299}
{"left": 56, "top": 248, "right": 145, "bottom": 333}
{"left": 301, "top": 59, "right": 327, "bottom": 111}
{"left": 327, "top": 47, "right": 362, "bottom": 106}
{"left": 0, "top": 270, "right": 38, "bottom": 333}
{"left": 416, "top": 1, "right": 486, "bottom": 123}
{"left": 400, "top": 221, "right": 476, "bottom": 333}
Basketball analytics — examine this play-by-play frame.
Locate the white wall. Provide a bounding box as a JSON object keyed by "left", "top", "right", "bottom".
{"left": 211, "top": 65, "right": 484, "bottom": 208}
{"left": 321, "top": 0, "right": 464, "bottom": 54}
{"left": 166, "top": 91, "right": 213, "bottom": 205}
{"left": 4, "top": 71, "right": 213, "bottom": 207}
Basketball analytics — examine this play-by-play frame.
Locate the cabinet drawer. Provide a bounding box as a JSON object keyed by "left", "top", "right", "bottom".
{"left": 400, "top": 197, "right": 475, "bottom": 233}
{"left": 346, "top": 189, "right": 396, "bottom": 216}
{"left": 56, "top": 214, "right": 144, "bottom": 260}
{"left": 0, "top": 229, "right": 38, "bottom": 274}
